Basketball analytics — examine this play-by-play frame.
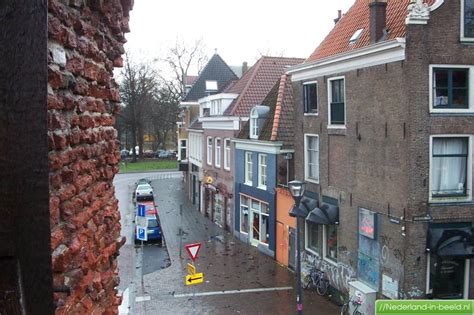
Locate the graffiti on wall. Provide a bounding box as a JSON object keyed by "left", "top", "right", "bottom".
{"left": 303, "top": 251, "right": 356, "bottom": 292}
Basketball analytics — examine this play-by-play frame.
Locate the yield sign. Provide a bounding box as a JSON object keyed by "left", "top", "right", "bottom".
{"left": 185, "top": 243, "right": 202, "bottom": 261}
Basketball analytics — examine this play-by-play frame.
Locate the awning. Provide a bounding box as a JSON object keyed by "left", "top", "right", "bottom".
{"left": 306, "top": 202, "right": 339, "bottom": 225}
{"left": 290, "top": 195, "right": 318, "bottom": 218}
{"left": 427, "top": 225, "right": 474, "bottom": 258}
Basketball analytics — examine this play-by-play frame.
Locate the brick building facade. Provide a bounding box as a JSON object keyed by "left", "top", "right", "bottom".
{"left": 288, "top": 0, "right": 473, "bottom": 309}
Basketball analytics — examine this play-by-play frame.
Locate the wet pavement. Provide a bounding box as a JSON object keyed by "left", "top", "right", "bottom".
{"left": 126, "top": 175, "right": 341, "bottom": 315}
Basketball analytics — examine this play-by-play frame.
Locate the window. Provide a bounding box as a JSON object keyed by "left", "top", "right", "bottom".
{"left": 328, "top": 77, "right": 345, "bottom": 127}
{"left": 324, "top": 225, "right": 338, "bottom": 262}
{"left": 462, "top": 0, "right": 474, "bottom": 40}
{"left": 304, "top": 135, "right": 319, "bottom": 183}
{"left": 240, "top": 196, "right": 249, "bottom": 233}
{"left": 207, "top": 137, "right": 212, "bottom": 165}
{"left": 215, "top": 138, "right": 221, "bottom": 168}
{"left": 224, "top": 138, "right": 231, "bottom": 170}
{"left": 430, "top": 66, "right": 472, "bottom": 113}
{"left": 258, "top": 154, "right": 267, "bottom": 189}
{"left": 303, "top": 82, "right": 318, "bottom": 114}
{"left": 245, "top": 152, "right": 253, "bottom": 185}
{"left": 430, "top": 136, "right": 471, "bottom": 201}
{"left": 250, "top": 108, "right": 259, "bottom": 139}
{"left": 248, "top": 198, "right": 269, "bottom": 245}
{"left": 305, "top": 222, "right": 322, "bottom": 256}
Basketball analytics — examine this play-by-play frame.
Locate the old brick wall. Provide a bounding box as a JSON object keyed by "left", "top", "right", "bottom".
{"left": 404, "top": 0, "right": 474, "bottom": 298}
{"left": 47, "top": 0, "right": 133, "bottom": 313}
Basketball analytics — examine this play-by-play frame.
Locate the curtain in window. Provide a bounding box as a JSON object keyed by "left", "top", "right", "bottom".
{"left": 432, "top": 138, "right": 468, "bottom": 196}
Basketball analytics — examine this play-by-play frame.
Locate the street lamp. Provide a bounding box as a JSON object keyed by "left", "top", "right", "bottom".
{"left": 288, "top": 180, "right": 307, "bottom": 315}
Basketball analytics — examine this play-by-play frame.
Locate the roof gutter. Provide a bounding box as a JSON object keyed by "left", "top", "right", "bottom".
{"left": 287, "top": 38, "right": 406, "bottom": 81}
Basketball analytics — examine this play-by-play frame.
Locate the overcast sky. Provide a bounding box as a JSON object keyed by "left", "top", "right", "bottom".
{"left": 123, "top": 0, "right": 355, "bottom": 75}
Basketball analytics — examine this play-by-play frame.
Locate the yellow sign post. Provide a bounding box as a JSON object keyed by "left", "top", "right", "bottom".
{"left": 187, "top": 263, "right": 196, "bottom": 275}
{"left": 185, "top": 273, "right": 204, "bottom": 286}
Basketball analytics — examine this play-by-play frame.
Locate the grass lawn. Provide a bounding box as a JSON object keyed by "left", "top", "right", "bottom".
{"left": 119, "top": 159, "right": 178, "bottom": 173}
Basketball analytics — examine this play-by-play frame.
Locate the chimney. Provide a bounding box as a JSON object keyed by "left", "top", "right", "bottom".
{"left": 369, "top": 0, "right": 387, "bottom": 43}
{"left": 334, "top": 10, "right": 342, "bottom": 24}
{"left": 242, "top": 61, "right": 248, "bottom": 75}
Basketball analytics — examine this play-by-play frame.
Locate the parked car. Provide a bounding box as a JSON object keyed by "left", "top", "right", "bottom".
{"left": 154, "top": 149, "right": 166, "bottom": 158}
{"left": 135, "top": 184, "right": 153, "bottom": 201}
{"left": 134, "top": 216, "right": 162, "bottom": 244}
{"left": 143, "top": 150, "right": 155, "bottom": 158}
{"left": 136, "top": 201, "right": 157, "bottom": 216}
{"left": 135, "top": 178, "right": 151, "bottom": 185}
{"left": 157, "top": 150, "right": 176, "bottom": 158}
{"left": 120, "top": 149, "right": 129, "bottom": 159}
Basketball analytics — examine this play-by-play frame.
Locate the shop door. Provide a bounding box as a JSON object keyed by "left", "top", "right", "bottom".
{"left": 430, "top": 255, "right": 467, "bottom": 299}
{"left": 251, "top": 210, "right": 260, "bottom": 247}
{"left": 288, "top": 228, "right": 296, "bottom": 270}
{"left": 276, "top": 222, "right": 288, "bottom": 266}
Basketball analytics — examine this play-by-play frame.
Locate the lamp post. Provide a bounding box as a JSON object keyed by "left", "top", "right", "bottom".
{"left": 288, "top": 180, "right": 307, "bottom": 315}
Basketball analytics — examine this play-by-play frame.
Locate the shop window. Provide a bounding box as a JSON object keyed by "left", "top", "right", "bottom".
{"left": 324, "top": 225, "right": 338, "bottom": 262}
{"left": 240, "top": 196, "right": 249, "bottom": 233}
{"left": 305, "top": 222, "right": 322, "bottom": 256}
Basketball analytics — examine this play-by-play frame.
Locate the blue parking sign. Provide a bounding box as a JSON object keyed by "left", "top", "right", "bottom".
{"left": 137, "top": 204, "right": 146, "bottom": 217}
{"left": 136, "top": 226, "right": 147, "bottom": 241}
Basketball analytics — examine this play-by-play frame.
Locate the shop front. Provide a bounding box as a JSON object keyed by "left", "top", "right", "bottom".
{"left": 427, "top": 223, "right": 473, "bottom": 299}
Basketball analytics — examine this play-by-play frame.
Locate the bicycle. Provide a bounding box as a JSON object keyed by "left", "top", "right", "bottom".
{"left": 339, "top": 294, "right": 363, "bottom": 315}
{"left": 303, "top": 266, "right": 330, "bottom": 296}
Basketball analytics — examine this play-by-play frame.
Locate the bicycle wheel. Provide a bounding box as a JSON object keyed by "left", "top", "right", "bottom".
{"left": 316, "top": 279, "right": 329, "bottom": 296}
{"left": 340, "top": 303, "right": 349, "bottom": 315}
{"left": 303, "top": 274, "right": 312, "bottom": 289}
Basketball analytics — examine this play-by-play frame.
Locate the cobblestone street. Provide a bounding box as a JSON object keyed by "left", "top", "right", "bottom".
{"left": 119, "top": 174, "right": 340, "bottom": 315}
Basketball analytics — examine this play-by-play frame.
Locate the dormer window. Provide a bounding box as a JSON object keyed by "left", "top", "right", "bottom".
{"left": 249, "top": 105, "right": 270, "bottom": 140}
{"left": 250, "top": 108, "right": 259, "bottom": 139}
{"left": 349, "top": 28, "right": 363, "bottom": 44}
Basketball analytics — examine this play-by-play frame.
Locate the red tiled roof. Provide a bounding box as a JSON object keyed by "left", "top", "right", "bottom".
{"left": 307, "top": 0, "right": 436, "bottom": 62}
{"left": 223, "top": 56, "right": 304, "bottom": 117}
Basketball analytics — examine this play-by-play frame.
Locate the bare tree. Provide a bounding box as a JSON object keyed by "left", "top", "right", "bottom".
{"left": 119, "top": 55, "right": 157, "bottom": 162}
{"left": 163, "top": 38, "right": 208, "bottom": 97}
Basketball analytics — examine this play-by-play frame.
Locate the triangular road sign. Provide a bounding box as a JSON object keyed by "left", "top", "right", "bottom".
{"left": 185, "top": 243, "right": 202, "bottom": 261}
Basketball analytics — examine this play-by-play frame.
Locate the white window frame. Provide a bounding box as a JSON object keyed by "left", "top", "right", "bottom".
{"left": 224, "top": 138, "right": 231, "bottom": 170}
{"left": 425, "top": 253, "right": 470, "bottom": 299}
{"left": 429, "top": 134, "right": 473, "bottom": 203}
{"left": 258, "top": 154, "right": 267, "bottom": 189}
{"left": 429, "top": 65, "right": 474, "bottom": 114}
{"left": 327, "top": 76, "right": 346, "bottom": 129}
{"left": 323, "top": 225, "right": 338, "bottom": 265}
{"left": 304, "top": 134, "right": 319, "bottom": 184}
{"left": 303, "top": 80, "right": 319, "bottom": 116}
{"left": 305, "top": 221, "right": 321, "bottom": 257}
{"left": 245, "top": 152, "right": 253, "bottom": 185}
{"left": 207, "top": 136, "right": 213, "bottom": 166}
{"left": 215, "top": 137, "right": 221, "bottom": 168}
{"left": 461, "top": 0, "right": 474, "bottom": 42}
{"left": 250, "top": 108, "right": 259, "bottom": 139}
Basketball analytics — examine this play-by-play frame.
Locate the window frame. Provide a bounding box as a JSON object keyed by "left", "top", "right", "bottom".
{"left": 303, "top": 81, "right": 318, "bottom": 115}
{"left": 429, "top": 134, "right": 473, "bottom": 203}
{"left": 304, "top": 134, "right": 320, "bottom": 184}
{"left": 215, "top": 137, "right": 221, "bottom": 168}
{"left": 207, "top": 136, "right": 213, "bottom": 166}
{"left": 461, "top": 0, "right": 474, "bottom": 42}
{"left": 258, "top": 154, "right": 267, "bottom": 189}
{"left": 250, "top": 108, "right": 259, "bottom": 139}
{"left": 327, "top": 76, "right": 346, "bottom": 128}
{"left": 429, "top": 65, "right": 473, "bottom": 114}
{"left": 305, "top": 221, "right": 322, "bottom": 256}
{"left": 240, "top": 195, "right": 249, "bottom": 234}
{"left": 224, "top": 138, "right": 231, "bottom": 170}
{"left": 245, "top": 152, "right": 253, "bottom": 185}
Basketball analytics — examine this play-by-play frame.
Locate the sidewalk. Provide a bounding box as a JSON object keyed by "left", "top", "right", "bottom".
{"left": 137, "top": 177, "right": 340, "bottom": 314}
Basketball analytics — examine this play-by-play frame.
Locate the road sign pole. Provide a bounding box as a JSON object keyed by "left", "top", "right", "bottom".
{"left": 141, "top": 239, "right": 144, "bottom": 291}
{"left": 179, "top": 204, "right": 183, "bottom": 259}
